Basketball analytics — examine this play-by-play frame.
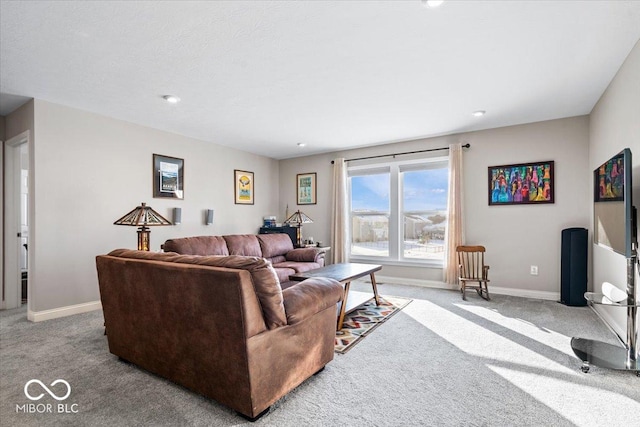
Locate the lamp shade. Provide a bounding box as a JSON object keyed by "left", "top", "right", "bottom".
{"left": 114, "top": 202, "right": 172, "bottom": 227}
{"left": 284, "top": 210, "right": 313, "bottom": 225}
{"left": 284, "top": 210, "right": 313, "bottom": 248}
{"left": 114, "top": 202, "right": 172, "bottom": 251}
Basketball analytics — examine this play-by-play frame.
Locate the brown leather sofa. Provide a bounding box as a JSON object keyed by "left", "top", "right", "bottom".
{"left": 96, "top": 249, "right": 342, "bottom": 420}
{"left": 163, "top": 233, "right": 325, "bottom": 284}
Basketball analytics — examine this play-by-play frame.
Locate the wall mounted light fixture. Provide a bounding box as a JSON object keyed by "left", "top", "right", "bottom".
{"left": 163, "top": 95, "right": 181, "bottom": 104}
{"left": 173, "top": 207, "right": 182, "bottom": 225}
{"left": 206, "top": 209, "right": 214, "bottom": 225}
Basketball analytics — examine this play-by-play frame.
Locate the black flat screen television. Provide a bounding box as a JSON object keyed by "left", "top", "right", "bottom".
{"left": 593, "top": 148, "right": 636, "bottom": 258}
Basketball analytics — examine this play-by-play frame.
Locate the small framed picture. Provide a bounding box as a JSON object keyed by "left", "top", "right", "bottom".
{"left": 297, "top": 172, "right": 317, "bottom": 205}
{"left": 234, "top": 170, "right": 254, "bottom": 205}
{"left": 153, "top": 154, "right": 184, "bottom": 199}
{"left": 488, "top": 161, "right": 554, "bottom": 206}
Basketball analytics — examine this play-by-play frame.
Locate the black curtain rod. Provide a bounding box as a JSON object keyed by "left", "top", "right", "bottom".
{"left": 330, "top": 143, "right": 470, "bottom": 164}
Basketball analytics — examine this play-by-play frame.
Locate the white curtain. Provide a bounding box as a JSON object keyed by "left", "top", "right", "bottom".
{"left": 331, "top": 158, "right": 349, "bottom": 264}
{"left": 443, "top": 143, "right": 464, "bottom": 284}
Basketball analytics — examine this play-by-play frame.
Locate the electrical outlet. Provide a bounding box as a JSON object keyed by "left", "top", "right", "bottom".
{"left": 530, "top": 265, "right": 538, "bottom": 276}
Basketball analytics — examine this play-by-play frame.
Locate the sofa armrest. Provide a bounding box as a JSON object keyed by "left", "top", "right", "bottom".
{"left": 282, "top": 278, "right": 343, "bottom": 325}
{"left": 285, "top": 247, "right": 325, "bottom": 263}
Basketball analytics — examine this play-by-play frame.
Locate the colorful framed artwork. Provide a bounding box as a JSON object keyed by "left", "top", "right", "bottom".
{"left": 153, "top": 154, "right": 184, "bottom": 199}
{"left": 297, "top": 172, "right": 317, "bottom": 205}
{"left": 594, "top": 151, "right": 624, "bottom": 202}
{"left": 488, "top": 161, "right": 554, "bottom": 205}
{"left": 234, "top": 170, "right": 254, "bottom": 205}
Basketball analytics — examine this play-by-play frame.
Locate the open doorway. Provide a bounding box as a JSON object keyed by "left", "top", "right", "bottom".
{"left": 20, "top": 164, "right": 29, "bottom": 304}
{"left": 3, "top": 130, "right": 30, "bottom": 311}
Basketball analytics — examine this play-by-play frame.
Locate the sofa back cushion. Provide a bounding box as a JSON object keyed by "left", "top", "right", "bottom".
{"left": 223, "top": 235, "right": 262, "bottom": 257}
{"left": 163, "top": 236, "right": 229, "bottom": 256}
{"left": 257, "top": 233, "right": 294, "bottom": 259}
{"left": 105, "top": 249, "right": 287, "bottom": 329}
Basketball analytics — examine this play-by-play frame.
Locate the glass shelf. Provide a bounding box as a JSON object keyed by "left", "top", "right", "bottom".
{"left": 574, "top": 291, "right": 639, "bottom": 374}
{"left": 571, "top": 338, "right": 639, "bottom": 372}
{"left": 584, "top": 292, "right": 639, "bottom": 307}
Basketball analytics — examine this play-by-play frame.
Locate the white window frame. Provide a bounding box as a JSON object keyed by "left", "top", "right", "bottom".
{"left": 348, "top": 156, "right": 448, "bottom": 267}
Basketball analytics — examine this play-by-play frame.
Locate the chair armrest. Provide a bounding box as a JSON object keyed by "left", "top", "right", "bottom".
{"left": 285, "top": 247, "right": 325, "bottom": 263}
{"left": 282, "top": 277, "right": 343, "bottom": 325}
{"left": 483, "top": 265, "right": 490, "bottom": 280}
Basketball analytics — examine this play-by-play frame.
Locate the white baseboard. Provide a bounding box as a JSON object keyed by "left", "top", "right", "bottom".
{"left": 375, "top": 275, "right": 458, "bottom": 291}
{"left": 28, "top": 300, "right": 102, "bottom": 322}
{"left": 373, "top": 275, "right": 559, "bottom": 301}
{"left": 488, "top": 286, "right": 559, "bottom": 301}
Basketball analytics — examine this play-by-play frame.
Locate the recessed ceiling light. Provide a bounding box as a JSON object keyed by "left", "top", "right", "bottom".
{"left": 472, "top": 110, "right": 486, "bottom": 117}
{"left": 163, "top": 95, "right": 180, "bottom": 104}
{"left": 297, "top": 143, "right": 306, "bottom": 147}
{"left": 422, "top": 0, "right": 445, "bottom": 8}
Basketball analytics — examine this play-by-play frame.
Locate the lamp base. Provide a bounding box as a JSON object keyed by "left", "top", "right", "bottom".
{"left": 296, "top": 226, "right": 303, "bottom": 248}
{"left": 137, "top": 227, "right": 150, "bottom": 251}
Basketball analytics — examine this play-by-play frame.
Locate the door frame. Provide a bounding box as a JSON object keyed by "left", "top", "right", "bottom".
{"left": 3, "top": 130, "right": 30, "bottom": 311}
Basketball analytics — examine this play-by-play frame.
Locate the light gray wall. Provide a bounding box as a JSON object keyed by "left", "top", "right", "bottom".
{"left": 0, "top": 115, "right": 4, "bottom": 303}
{"left": 589, "top": 40, "right": 640, "bottom": 335}
{"left": 464, "top": 117, "right": 590, "bottom": 295}
{"left": 280, "top": 116, "right": 591, "bottom": 296}
{"left": 278, "top": 151, "right": 335, "bottom": 246}
{"left": 5, "top": 100, "right": 34, "bottom": 141}
{"left": 4, "top": 38, "right": 635, "bottom": 316}
{"left": 27, "top": 100, "right": 279, "bottom": 312}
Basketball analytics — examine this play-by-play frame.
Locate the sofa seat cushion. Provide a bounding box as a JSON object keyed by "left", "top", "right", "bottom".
{"left": 107, "top": 249, "right": 287, "bottom": 329}
{"left": 273, "top": 267, "right": 296, "bottom": 284}
{"left": 273, "top": 261, "right": 321, "bottom": 274}
{"left": 223, "top": 235, "right": 262, "bottom": 257}
{"left": 163, "top": 235, "right": 229, "bottom": 256}
{"left": 257, "top": 233, "right": 294, "bottom": 258}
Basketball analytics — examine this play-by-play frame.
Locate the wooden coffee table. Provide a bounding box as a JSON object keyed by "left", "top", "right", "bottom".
{"left": 290, "top": 263, "right": 382, "bottom": 330}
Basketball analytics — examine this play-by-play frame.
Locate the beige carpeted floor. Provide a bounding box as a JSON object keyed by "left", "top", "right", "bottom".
{"left": 1, "top": 281, "right": 638, "bottom": 426}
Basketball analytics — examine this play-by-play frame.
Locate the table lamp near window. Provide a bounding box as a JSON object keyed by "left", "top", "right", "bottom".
{"left": 284, "top": 210, "right": 313, "bottom": 247}
{"left": 113, "top": 202, "right": 172, "bottom": 251}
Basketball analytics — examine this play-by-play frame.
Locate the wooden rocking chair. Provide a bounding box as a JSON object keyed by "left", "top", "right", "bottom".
{"left": 456, "top": 245, "right": 490, "bottom": 301}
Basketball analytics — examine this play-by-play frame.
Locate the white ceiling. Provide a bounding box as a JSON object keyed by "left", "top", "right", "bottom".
{"left": 1, "top": 1, "right": 639, "bottom": 160}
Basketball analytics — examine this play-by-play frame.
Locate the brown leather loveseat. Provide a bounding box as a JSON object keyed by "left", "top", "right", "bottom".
{"left": 96, "top": 249, "right": 342, "bottom": 420}
{"left": 163, "top": 233, "right": 325, "bottom": 284}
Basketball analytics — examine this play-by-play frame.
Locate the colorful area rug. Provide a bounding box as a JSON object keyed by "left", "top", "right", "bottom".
{"left": 335, "top": 295, "right": 412, "bottom": 354}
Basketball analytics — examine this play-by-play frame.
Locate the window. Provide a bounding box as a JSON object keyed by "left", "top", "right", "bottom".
{"left": 349, "top": 158, "right": 448, "bottom": 265}
{"left": 401, "top": 165, "right": 448, "bottom": 261}
{"left": 350, "top": 170, "right": 390, "bottom": 257}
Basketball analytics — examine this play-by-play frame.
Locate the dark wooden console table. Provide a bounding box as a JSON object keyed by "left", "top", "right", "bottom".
{"left": 259, "top": 226, "right": 297, "bottom": 247}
